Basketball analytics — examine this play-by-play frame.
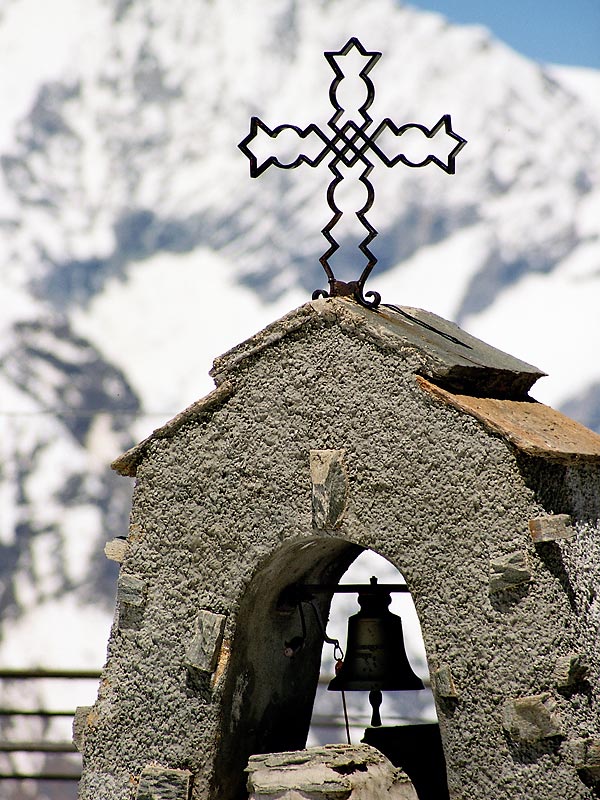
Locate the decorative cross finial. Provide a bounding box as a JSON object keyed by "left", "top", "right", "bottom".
{"left": 239, "top": 38, "right": 467, "bottom": 309}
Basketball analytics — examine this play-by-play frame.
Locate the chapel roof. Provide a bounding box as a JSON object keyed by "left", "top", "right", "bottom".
{"left": 112, "top": 298, "right": 600, "bottom": 476}
{"left": 209, "top": 298, "right": 544, "bottom": 397}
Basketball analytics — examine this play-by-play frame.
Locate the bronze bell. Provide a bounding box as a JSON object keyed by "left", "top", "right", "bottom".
{"left": 328, "top": 577, "right": 423, "bottom": 726}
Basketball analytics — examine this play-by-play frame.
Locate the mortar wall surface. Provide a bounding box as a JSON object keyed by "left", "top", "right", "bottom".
{"left": 80, "top": 312, "right": 600, "bottom": 800}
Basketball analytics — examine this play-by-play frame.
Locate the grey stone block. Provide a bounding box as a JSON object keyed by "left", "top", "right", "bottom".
{"left": 117, "top": 574, "right": 147, "bottom": 630}
{"left": 553, "top": 653, "right": 589, "bottom": 688}
{"left": 569, "top": 738, "right": 600, "bottom": 783}
{"left": 433, "top": 664, "right": 458, "bottom": 699}
{"left": 489, "top": 551, "right": 531, "bottom": 592}
{"left": 104, "top": 537, "right": 129, "bottom": 563}
{"left": 246, "top": 744, "right": 417, "bottom": 799}
{"left": 184, "top": 609, "right": 227, "bottom": 674}
{"left": 72, "top": 705, "right": 92, "bottom": 752}
{"left": 310, "top": 449, "right": 348, "bottom": 529}
{"left": 136, "top": 766, "right": 192, "bottom": 799}
{"left": 117, "top": 573, "right": 147, "bottom": 606}
{"left": 529, "top": 514, "right": 575, "bottom": 543}
{"left": 502, "top": 694, "right": 563, "bottom": 743}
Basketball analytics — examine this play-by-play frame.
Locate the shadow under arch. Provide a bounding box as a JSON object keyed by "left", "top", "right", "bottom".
{"left": 212, "top": 535, "right": 363, "bottom": 799}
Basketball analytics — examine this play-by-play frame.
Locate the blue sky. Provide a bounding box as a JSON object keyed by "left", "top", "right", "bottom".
{"left": 407, "top": 0, "right": 600, "bottom": 69}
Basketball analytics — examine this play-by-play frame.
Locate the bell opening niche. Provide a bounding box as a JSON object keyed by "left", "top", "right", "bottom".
{"left": 308, "top": 549, "right": 450, "bottom": 800}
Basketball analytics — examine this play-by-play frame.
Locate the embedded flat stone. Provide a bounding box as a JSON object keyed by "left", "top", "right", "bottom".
{"left": 433, "top": 665, "right": 458, "bottom": 699}
{"left": 529, "top": 514, "right": 575, "bottom": 543}
{"left": 136, "top": 766, "right": 192, "bottom": 799}
{"left": 570, "top": 739, "right": 600, "bottom": 782}
{"left": 489, "top": 552, "right": 531, "bottom": 593}
{"left": 553, "top": 653, "right": 589, "bottom": 688}
{"left": 184, "top": 610, "right": 227, "bottom": 674}
{"left": 502, "top": 694, "right": 563, "bottom": 743}
{"left": 310, "top": 449, "right": 348, "bottom": 529}
{"left": 117, "top": 574, "right": 146, "bottom": 606}
{"left": 117, "top": 574, "right": 147, "bottom": 630}
{"left": 72, "top": 706, "right": 92, "bottom": 752}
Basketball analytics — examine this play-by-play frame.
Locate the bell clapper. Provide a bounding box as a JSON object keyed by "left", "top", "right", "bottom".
{"left": 369, "top": 689, "right": 383, "bottom": 727}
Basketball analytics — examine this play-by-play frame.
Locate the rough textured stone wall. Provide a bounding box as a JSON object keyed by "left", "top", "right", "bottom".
{"left": 78, "top": 302, "right": 600, "bottom": 800}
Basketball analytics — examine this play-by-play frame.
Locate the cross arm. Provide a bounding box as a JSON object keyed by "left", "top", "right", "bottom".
{"left": 238, "top": 117, "right": 330, "bottom": 177}
{"left": 371, "top": 114, "right": 467, "bottom": 174}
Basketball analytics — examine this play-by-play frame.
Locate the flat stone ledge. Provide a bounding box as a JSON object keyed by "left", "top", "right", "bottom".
{"left": 529, "top": 514, "right": 575, "bottom": 543}
{"left": 502, "top": 694, "right": 563, "bottom": 743}
{"left": 246, "top": 743, "right": 417, "bottom": 799}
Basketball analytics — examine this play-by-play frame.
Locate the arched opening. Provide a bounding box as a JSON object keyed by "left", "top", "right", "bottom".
{"left": 212, "top": 538, "right": 449, "bottom": 800}
{"left": 308, "top": 549, "right": 450, "bottom": 800}
{"left": 308, "top": 549, "right": 435, "bottom": 743}
{"left": 212, "top": 536, "right": 361, "bottom": 799}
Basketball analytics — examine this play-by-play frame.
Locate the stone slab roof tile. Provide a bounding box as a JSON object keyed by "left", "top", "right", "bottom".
{"left": 111, "top": 380, "right": 235, "bottom": 476}
{"left": 417, "top": 376, "right": 600, "bottom": 464}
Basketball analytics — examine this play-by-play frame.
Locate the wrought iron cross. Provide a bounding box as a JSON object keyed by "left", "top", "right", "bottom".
{"left": 239, "top": 38, "right": 466, "bottom": 308}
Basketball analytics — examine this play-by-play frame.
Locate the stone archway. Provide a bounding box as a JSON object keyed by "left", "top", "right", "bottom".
{"left": 211, "top": 538, "right": 450, "bottom": 800}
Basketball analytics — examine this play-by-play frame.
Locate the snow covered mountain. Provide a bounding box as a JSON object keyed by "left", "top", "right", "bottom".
{"left": 0, "top": 0, "right": 599, "bottom": 746}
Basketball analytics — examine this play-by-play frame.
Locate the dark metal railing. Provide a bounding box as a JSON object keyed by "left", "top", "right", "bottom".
{"left": 0, "top": 668, "right": 101, "bottom": 783}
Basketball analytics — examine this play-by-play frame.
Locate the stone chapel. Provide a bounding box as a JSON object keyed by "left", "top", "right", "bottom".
{"left": 76, "top": 297, "right": 600, "bottom": 800}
